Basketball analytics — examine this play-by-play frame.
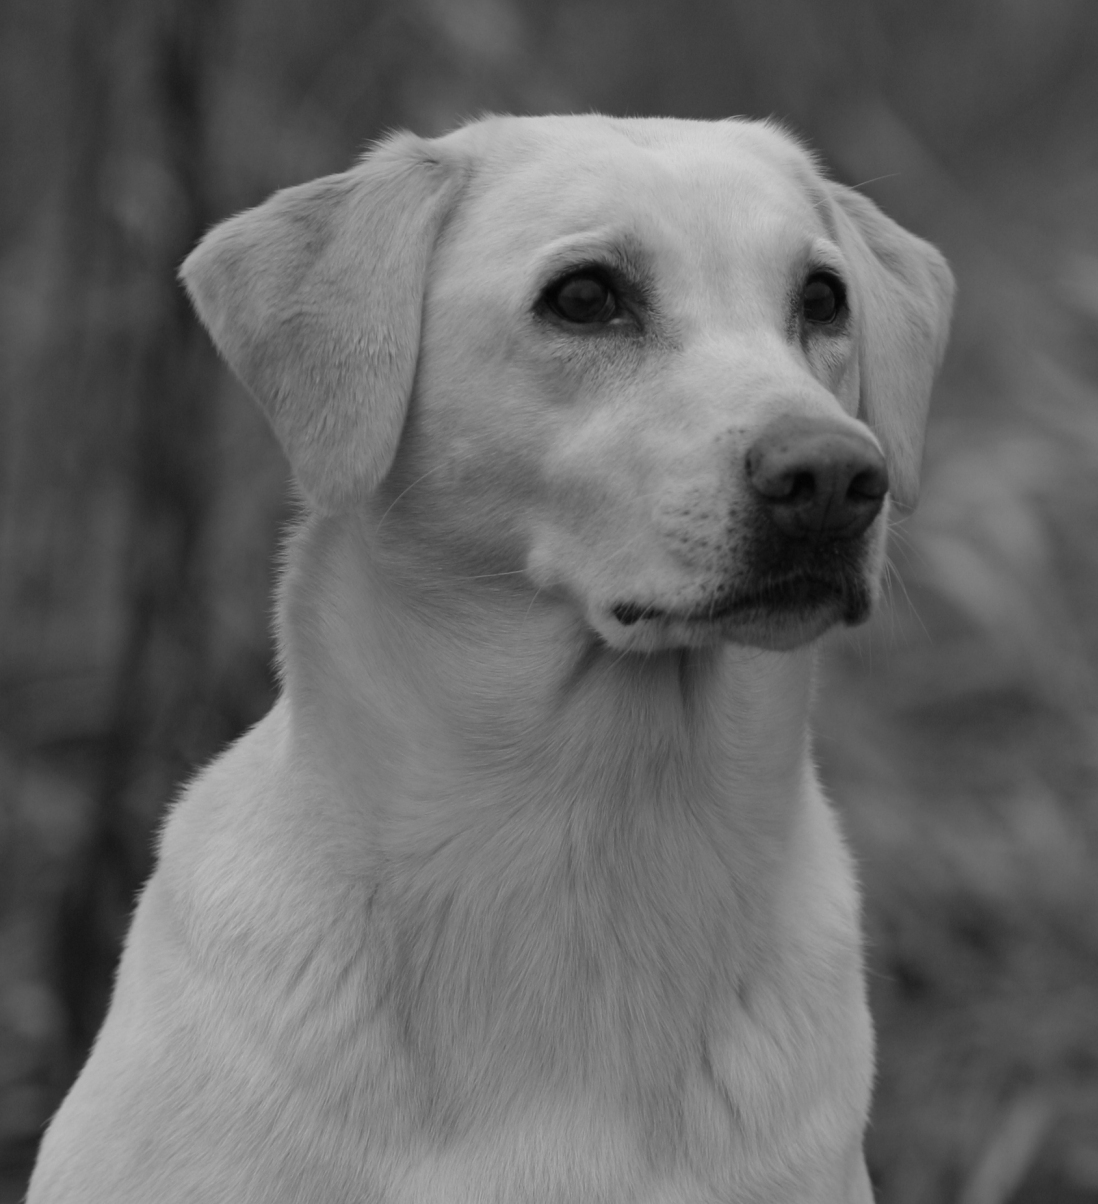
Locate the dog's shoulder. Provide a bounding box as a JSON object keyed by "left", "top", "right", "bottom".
{"left": 29, "top": 703, "right": 389, "bottom": 1203}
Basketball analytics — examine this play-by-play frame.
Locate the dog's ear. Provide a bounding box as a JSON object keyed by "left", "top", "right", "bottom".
{"left": 181, "top": 134, "right": 462, "bottom": 512}
{"left": 828, "top": 186, "right": 954, "bottom": 510}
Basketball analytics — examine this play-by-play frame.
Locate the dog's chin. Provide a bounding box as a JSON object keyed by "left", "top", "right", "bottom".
{"left": 593, "top": 575, "right": 875, "bottom": 653}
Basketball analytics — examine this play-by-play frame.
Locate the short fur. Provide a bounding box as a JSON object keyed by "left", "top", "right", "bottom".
{"left": 29, "top": 115, "right": 953, "bottom": 1203}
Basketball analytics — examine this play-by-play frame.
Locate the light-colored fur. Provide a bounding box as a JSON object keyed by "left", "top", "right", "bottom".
{"left": 29, "top": 115, "right": 953, "bottom": 1203}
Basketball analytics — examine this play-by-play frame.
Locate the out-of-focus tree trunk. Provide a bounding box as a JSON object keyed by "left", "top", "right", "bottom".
{"left": 0, "top": 0, "right": 265, "bottom": 1185}
{"left": 53, "top": 0, "right": 224, "bottom": 1063}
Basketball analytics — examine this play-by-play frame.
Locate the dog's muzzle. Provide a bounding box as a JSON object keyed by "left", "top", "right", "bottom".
{"left": 610, "top": 416, "right": 886, "bottom": 633}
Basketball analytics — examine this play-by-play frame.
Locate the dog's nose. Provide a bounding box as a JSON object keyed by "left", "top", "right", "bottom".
{"left": 745, "top": 416, "right": 888, "bottom": 539}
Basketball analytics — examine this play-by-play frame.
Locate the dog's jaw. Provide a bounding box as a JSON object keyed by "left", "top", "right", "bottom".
{"left": 539, "top": 506, "right": 889, "bottom": 655}
{"left": 600, "top": 581, "right": 872, "bottom": 653}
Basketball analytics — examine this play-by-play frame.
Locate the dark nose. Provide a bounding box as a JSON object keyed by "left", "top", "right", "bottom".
{"left": 745, "top": 415, "right": 888, "bottom": 539}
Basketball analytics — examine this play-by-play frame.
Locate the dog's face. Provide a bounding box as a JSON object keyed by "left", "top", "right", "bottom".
{"left": 182, "top": 116, "right": 953, "bottom": 654}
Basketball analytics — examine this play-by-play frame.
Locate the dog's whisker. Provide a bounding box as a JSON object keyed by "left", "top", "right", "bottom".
{"left": 887, "top": 554, "right": 929, "bottom": 641}
{"left": 520, "top": 585, "right": 543, "bottom": 633}
{"left": 373, "top": 464, "right": 449, "bottom": 535}
{"left": 445, "top": 568, "right": 530, "bottom": 583}
{"left": 851, "top": 172, "right": 901, "bottom": 191}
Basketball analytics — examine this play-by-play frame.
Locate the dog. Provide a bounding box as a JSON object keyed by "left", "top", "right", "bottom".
{"left": 28, "top": 114, "right": 952, "bottom": 1203}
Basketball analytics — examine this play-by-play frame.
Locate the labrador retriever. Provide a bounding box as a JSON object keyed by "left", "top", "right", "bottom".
{"left": 29, "top": 114, "right": 953, "bottom": 1203}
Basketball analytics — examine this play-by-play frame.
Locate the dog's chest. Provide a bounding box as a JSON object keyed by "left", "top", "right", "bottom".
{"left": 317, "top": 878, "right": 873, "bottom": 1203}
{"left": 266, "top": 771, "right": 871, "bottom": 1201}
{"left": 373, "top": 986, "right": 871, "bottom": 1204}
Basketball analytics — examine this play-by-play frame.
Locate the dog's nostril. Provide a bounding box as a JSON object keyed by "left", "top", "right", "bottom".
{"left": 848, "top": 466, "right": 888, "bottom": 502}
{"left": 787, "top": 470, "right": 816, "bottom": 503}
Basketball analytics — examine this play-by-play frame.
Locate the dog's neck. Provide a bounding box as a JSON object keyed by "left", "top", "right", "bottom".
{"left": 280, "top": 511, "right": 817, "bottom": 851}
{"left": 274, "top": 510, "right": 822, "bottom": 1113}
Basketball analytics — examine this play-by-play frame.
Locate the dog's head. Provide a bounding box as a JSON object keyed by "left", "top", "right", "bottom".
{"left": 182, "top": 115, "right": 953, "bottom": 653}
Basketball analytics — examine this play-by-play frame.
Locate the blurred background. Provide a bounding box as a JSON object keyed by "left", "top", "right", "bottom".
{"left": 2, "top": 0, "right": 1098, "bottom": 1200}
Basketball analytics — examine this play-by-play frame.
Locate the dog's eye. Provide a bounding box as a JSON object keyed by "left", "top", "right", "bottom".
{"left": 802, "top": 273, "right": 846, "bottom": 325}
{"left": 545, "top": 273, "right": 619, "bottom": 325}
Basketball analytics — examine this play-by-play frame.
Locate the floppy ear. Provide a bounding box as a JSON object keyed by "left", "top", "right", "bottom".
{"left": 181, "top": 133, "right": 463, "bottom": 512}
{"left": 829, "top": 186, "right": 954, "bottom": 510}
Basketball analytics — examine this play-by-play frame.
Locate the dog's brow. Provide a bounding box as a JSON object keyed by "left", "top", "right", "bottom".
{"left": 805, "top": 238, "right": 846, "bottom": 275}
{"left": 531, "top": 232, "right": 650, "bottom": 287}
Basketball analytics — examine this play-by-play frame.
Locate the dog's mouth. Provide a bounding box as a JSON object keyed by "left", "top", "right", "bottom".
{"left": 611, "top": 572, "right": 869, "bottom": 630}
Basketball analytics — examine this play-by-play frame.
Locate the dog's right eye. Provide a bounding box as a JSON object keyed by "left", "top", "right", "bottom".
{"left": 802, "top": 272, "right": 846, "bottom": 325}
{"left": 544, "top": 273, "right": 619, "bottom": 325}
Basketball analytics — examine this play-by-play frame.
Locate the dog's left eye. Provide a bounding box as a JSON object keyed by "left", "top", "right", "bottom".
{"left": 545, "top": 273, "right": 619, "bottom": 325}
{"left": 802, "top": 272, "right": 846, "bottom": 325}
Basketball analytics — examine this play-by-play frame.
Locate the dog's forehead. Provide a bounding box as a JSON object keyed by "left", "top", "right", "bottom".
{"left": 441, "top": 116, "right": 832, "bottom": 272}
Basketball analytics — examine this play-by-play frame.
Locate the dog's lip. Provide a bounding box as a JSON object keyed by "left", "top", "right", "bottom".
{"left": 611, "top": 575, "right": 847, "bottom": 627}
